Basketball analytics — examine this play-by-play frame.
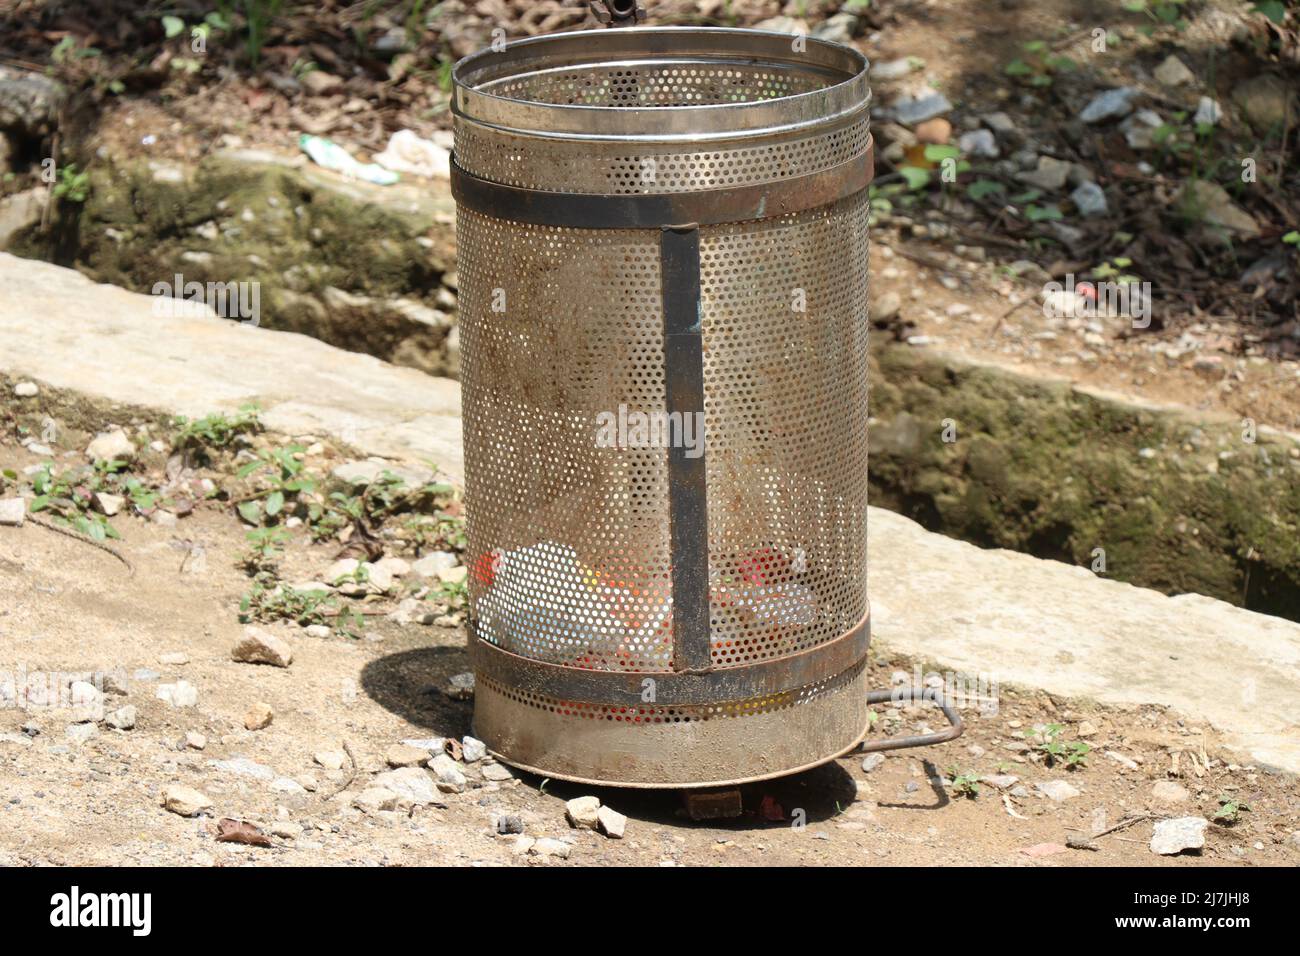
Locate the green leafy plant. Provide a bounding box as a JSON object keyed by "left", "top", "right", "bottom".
{"left": 1092, "top": 256, "right": 1142, "bottom": 285}
{"left": 29, "top": 461, "right": 124, "bottom": 541}
{"left": 239, "top": 574, "right": 362, "bottom": 636}
{"left": 1004, "top": 40, "right": 1077, "bottom": 88}
{"left": 215, "top": 0, "right": 284, "bottom": 65}
{"left": 1123, "top": 0, "right": 1191, "bottom": 32}
{"left": 241, "top": 527, "right": 290, "bottom": 574}
{"left": 1032, "top": 723, "right": 1090, "bottom": 768}
{"left": 172, "top": 403, "right": 262, "bottom": 457}
{"left": 1213, "top": 795, "right": 1251, "bottom": 825}
{"left": 947, "top": 767, "right": 982, "bottom": 798}
{"left": 234, "top": 443, "right": 315, "bottom": 525}
{"left": 52, "top": 164, "right": 91, "bottom": 203}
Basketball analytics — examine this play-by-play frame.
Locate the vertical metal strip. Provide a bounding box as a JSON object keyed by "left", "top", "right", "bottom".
{"left": 660, "top": 224, "right": 712, "bottom": 674}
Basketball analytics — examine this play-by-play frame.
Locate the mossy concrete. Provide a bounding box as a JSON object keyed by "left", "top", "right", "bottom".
{"left": 11, "top": 149, "right": 460, "bottom": 377}
{"left": 868, "top": 343, "right": 1300, "bottom": 621}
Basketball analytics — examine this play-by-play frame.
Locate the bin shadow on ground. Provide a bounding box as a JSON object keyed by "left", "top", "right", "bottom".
{"left": 361, "top": 645, "right": 864, "bottom": 829}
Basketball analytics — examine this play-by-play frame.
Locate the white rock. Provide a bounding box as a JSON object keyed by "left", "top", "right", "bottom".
{"left": 389, "top": 598, "right": 436, "bottom": 626}
{"left": 353, "top": 787, "right": 399, "bottom": 813}
{"left": 66, "top": 722, "right": 98, "bottom": 744}
{"left": 958, "top": 128, "right": 999, "bottom": 158}
{"left": 892, "top": 91, "right": 953, "bottom": 125}
{"left": 243, "top": 701, "right": 274, "bottom": 730}
{"left": 104, "top": 705, "right": 136, "bottom": 730}
{"left": 372, "top": 556, "right": 410, "bottom": 578}
{"left": 231, "top": 625, "right": 293, "bottom": 667}
{"left": 0, "top": 498, "right": 25, "bottom": 527}
{"left": 184, "top": 731, "right": 207, "bottom": 750}
{"left": 14, "top": 381, "right": 38, "bottom": 397}
{"left": 314, "top": 750, "right": 347, "bottom": 771}
{"left": 303, "top": 624, "right": 332, "bottom": 639}
{"left": 1151, "top": 816, "right": 1209, "bottom": 855}
{"left": 158, "top": 652, "right": 189, "bottom": 666}
{"left": 1035, "top": 780, "right": 1081, "bottom": 801}
{"left": 1153, "top": 54, "right": 1195, "bottom": 88}
{"left": 566, "top": 795, "right": 601, "bottom": 829}
{"left": 436, "top": 565, "right": 468, "bottom": 585}
{"left": 1151, "top": 780, "right": 1191, "bottom": 804}
{"left": 861, "top": 753, "right": 885, "bottom": 773}
{"left": 1194, "top": 96, "right": 1222, "bottom": 127}
{"left": 156, "top": 680, "right": 198, "bottom": 707}
{"left": 269, "top": 777, "right": 306, "bottom": 793}
{"left": 385, "top": 743, "right": 431, "bottom": 768}
{"left": 1079, "top": 86, "right": 1137, "bottom": 123}
{"left": 85, "top": 429, "right": 136, "bottom": 462}
{"left": 161, "top": 784, "right": 213, "bottom": 817}
{"left": 360, "top": 561, "right": 394, "bottom": 594}
{"left": 211, "top": 757, "right": 275, "bottom": 781}
{"left": 427, "top": 754, "right": 467, "bottom": 794}
{"left": 461, "top": 736, "right": 487, "bottom": 763}
{"left": 596, "top": 805, "right": 627, "bottom": 839}
{"left": 91, "top": 491, "right": 125, "bottom": 516}
{"left": 531, "top": 837, "right": 571, "bottom": 859}
{"left": 376, "top": 766, "right": 443, "bottom": 804}
{"left": 481, "top": 762, "right": 515, "bottom": 782}
{"left": 1071, "top": 181, "right": 1108, "bottom": 218}
{"left": 410, "top": 552, "right": 458, "bottom": 578}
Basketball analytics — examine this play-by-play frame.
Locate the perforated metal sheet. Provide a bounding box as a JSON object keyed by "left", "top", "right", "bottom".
{"left": 453, "top": 27, "right": 873, "bottom": 786}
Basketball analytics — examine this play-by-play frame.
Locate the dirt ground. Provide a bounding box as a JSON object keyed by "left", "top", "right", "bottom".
{"left": 1, "top": 430, "right": 1297, "bottom": 868}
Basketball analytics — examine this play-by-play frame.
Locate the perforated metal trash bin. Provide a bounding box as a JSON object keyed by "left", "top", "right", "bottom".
{"left": 451, "top": 26, "right": 883, "bottom": 788}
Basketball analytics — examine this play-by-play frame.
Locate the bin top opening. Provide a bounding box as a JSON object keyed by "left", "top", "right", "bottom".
{"left": 452, "top": 27, "right": 870, "bottom": 142}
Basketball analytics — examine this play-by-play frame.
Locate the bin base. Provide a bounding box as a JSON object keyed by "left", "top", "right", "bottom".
{"left": 472, "top": 658, "right": 872, "bottom": 789}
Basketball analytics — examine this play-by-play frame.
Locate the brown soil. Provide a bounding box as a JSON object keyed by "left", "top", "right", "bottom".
{"left": 2, "top": 437, "right": 1297, "bottom": 867}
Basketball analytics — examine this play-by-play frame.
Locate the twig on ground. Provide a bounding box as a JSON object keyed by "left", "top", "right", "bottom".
{"left": 26, "top": 514, "right": 135, "bottom": 577}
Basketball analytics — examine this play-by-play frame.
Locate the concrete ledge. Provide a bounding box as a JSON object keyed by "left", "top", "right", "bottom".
{"left": 3, "top": 253, "right": 1297, "bottom": 772}
{"left": 0, "top": 253, "right": 463, "bottom": 480}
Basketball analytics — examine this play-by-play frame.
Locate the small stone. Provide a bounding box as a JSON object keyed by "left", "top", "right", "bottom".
{"left": 958, "top": 128, "right": 999, "bottom": 158}
{"left": 1151, "top": 780, "right": 1191, "bottom": 805}
{"left": 982, "top": 111, "right": 1018, "bottom": 135}
{"left": 427, "top": 754, "right": 467, "bottom": 794}
{"left": 14, "top": 381, "right": 38, "bottom": 398}
{"left": 104, "top": 705, "right": 136, "bottom": 730}
{"left": 1153, "top": 54, "right": 1195, "bottom": 88}
{"left": 304, "top": 624, "right": 332, "bottom": 639}
{"left": 410, "top": 552, "right": 458, "bottom": 579}
{"left": 873, "top": 291, "right": 902, "bottom": 324}
{"left": 446, "top": 672, "right": 475, "bottom": 700}
{"left": 892, "top": 91, "right": 953, "bottom": 125}
{"left": 1151, "top": 816, "right": 1209, "bottom": 855}
{"left": 375, "top": 766, "right": 443, "bottom": 805}
{"left": 596, "top": 805, "right": 627, "bottom": 839}
{"left": 1035, "top": 780, "right": 1081, "bottom": 801}
{"left": 353, "top": 787, "right": 399, "bottom": 813}
{"left": 243, "top": 702, "right": 274, "bottom": 731}
{"left": 914, "top": 117, "right": 951, "bottom": 144}
{"left": 1017, "top": 155, "right": 1072, "bottom": 191}
{"left": 1194, "top": 96, "right": 1222, "bottom": 127}
{"left": 360, "top": 561, "right": 394, "bottom": 594}
{"left": 496, "top": 814, "right": 524, "bottom": 835}
{"left": 91, "top": 492, "right": 124, "bottom": 517}
{"left": 461, "top": 736, "right": 487, "bottom": 763}
{"left": 1181, "top": 179, "right": 1260, "bottom": 239}
{"left": 156, "top": 680, "right": 197, "bottom": 707}
{"left": 1070, "top": 181, "right": 1108, "bottom": 218}
{"left": 66, "top": 722, "right": 98, "bottom": 744}
{"left": 1231, "top": 74, "right": 1296, "bottom": 130}
{"left": 161, "top": 784, "right": 213, "bottom": 817}
{"left": 269, "top": 821, "right": 302, "bottom": 839}
{"left": 982, "top": 774, "right": 1019, "bottom": 790}
{"left": 436, "top": 565, "right": 468, "bottom": 586}
{"left": 184, "top": 731, "right": 206, "bottom": 750}
{"left": 1079, "top": 86, "right": 1137, "bottom": 124}
{"left": 861, "top": 753, "right": 885, "bottom": 773}
{"left": 389, "top": 598, "right": 436, "bottom": 626}
{"left": 871, "top": 58, "right": 915, "bottom": 81}
{"left": 566, "top": 795, "right": 602, "bottom": 829}
{"left": 812, "top": 11, "right": 858, "bottom": 44}
{"left": 269, "top": 777, "right": 306, "bottom": 794}
{"left": 301, "top": 70, "right": 343, "bottom": 95}
{"left": 212, "top": 757, "right": 275, "bottom": 781}
{"left": 314, "top": 750, "right": 347, "bottom": 771}
{"left": 481, "top": 762, "right": 515, "bottom": 782}
{"left": 231, "top": 626, "right": 293, "bottom": 668}
{"left": 401, "top": 737, "right": 446, "bottom": 754}
{"left": 1076, "top": 720, "right": 1098, "bottom": 737}
{"left": 158, "top": 652, "right": 189, "bottom": 666}
{"left": 385, "top": 743, "right": 431, "bottom": 768}
{"left": 85, "top": 429, "right": 136, "bottom": 463}
{"left": 512, "top": 835, "right": 536, "bottom": 856}
{"left": 0, "top": 498, "right": 25, "bottom": 527}
{"left": 531, "top": 837, "right": 571, "bottom": 859}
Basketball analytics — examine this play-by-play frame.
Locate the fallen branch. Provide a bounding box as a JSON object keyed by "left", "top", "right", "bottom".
{"left": 26, "top": 515, "right": 135, "bottom": 577}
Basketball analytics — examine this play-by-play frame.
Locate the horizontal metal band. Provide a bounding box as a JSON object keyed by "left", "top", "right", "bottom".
{"left": 470, "top": 606, "right": 871, "bottom": 707}
{"left": 451, "top": 136, "right": 873, "bottom": 229}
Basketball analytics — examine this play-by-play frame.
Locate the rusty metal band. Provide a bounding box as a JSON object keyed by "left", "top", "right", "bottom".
{"left": 660, "top": 224, "right": 712, "bottom": 674}
{"left": 470, "top": 607, "right": 870, "bottom": 707}
{"left": 450, "top": 136, "right": 874, "bottom": 229}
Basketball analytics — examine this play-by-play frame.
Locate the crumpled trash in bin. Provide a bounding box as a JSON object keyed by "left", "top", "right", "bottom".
{"left": 475, "top": 541, "right": 818, "bottom": 668}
